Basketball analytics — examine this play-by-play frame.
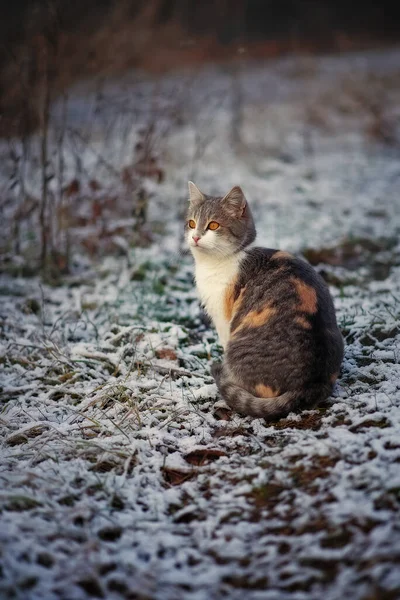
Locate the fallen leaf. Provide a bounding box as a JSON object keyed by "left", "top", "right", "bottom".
{"left": 184, "top": 448, "right": 227, "bottom": 466}
{"left": 156, "top": 348, "right": 177, "bottom": 361}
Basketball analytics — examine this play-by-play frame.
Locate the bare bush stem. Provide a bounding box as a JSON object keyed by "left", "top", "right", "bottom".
{"left": 38, "top": 37, "right": 51, "bottom": 271}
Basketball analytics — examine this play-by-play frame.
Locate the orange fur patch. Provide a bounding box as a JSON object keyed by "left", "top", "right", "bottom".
{"left": 330, "top": 372, "right": 339, "bottom": 385}
{"left": 292, "top": 278, "right": 318, "bottom": 314}
{"left": 224, "top": 283, "right": 235, "bottom": 321}
{"left": 295, "top": 315, "right": 312, "bottom": 329}
{"left": 232, "top": 303, "right": 276, "bottom": 334}
{"left": 224, "top": 284, "right": 246, "bottom": 321}
{"left": 271, "top": 251, "right": 293, "bottom": 261}
{"left": 233, "top": 287, "right": 247, "bottom": 315}
{"left": 255, "top": 383, "right": 280, "bottom": 398}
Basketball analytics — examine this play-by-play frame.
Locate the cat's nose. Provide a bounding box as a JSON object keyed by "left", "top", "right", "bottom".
{"left": 192, "top": 235, "right": 200, "bottom": 244}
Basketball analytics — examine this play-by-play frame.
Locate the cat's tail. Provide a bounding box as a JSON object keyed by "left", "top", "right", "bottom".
{"left": 212, "top": 363, "right": 325, "bottom": 419}
{"left": 220, "top": 381, "right": 298, "bottom": 418}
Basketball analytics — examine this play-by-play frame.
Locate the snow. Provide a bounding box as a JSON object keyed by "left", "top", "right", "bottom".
{"left": 1, "top": 46, "right": 400, "bottom": 599}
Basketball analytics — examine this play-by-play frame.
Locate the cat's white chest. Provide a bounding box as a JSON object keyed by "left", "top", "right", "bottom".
{"left": 194, "top": 252, "right": 244, "bottom": 349}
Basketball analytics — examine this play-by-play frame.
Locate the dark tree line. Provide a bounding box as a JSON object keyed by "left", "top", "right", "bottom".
{"left": 1, "top": 0, "right": 399, "bottom": 136}
{"left": 2, "top": 0, "right": 400, "bottom": 51}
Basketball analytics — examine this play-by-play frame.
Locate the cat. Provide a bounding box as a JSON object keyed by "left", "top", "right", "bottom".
{"left": 186, "top": 181, "right": 344, "bottom": 419}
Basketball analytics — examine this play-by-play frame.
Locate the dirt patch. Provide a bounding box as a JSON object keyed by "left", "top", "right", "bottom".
{"left": 303, "top": 237, "right": 397, "bottom": 269}
{"left": 289, "top": 455, "right": 339, "bottom": 493}
{"left": 298, "top": 556, "right": 340, "bottom": 583}
{"left": 77, "top": 577, "right": 105, "bottom": 599}
{"left": 320, "top": 526, "right": 353, "bottom": 548}
{"left": 247, "top": 481, "right": 288, "bottom": 510}
{"left": 350, "top": 418, "right": 391, "bottom": 433}
{"left": 221, "top": 573, "right": 269, "bottom": 590}
{"left": 98, "top": 527, "right": 123, "bottom": 542}
{"left": 302, "top": 236, "right": 399, "bottom": 283}
{"left": 272, "top": 411, "right": 323, "bottom": 431}
{"left": 212, "top": 425, "right": 249, "bottom": 438}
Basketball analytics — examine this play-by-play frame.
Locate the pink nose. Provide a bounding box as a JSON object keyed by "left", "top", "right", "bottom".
{"left": 192, "top": 235, "right": 200, "bottom": 244}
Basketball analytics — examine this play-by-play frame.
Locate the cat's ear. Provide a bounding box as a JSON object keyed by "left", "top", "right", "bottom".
{"left": 222, "top": 186, "right": 247, "bottom": 216}
{"left": 188, "top": 181, "right": 205, "bottom": 206}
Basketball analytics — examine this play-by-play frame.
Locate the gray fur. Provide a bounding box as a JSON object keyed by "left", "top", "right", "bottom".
{"left": 187, "top": 185, "right": 256, "bottom": 253}
{"left": 211, "top": 362, "right": 297, "bottom": 418}
{"left": 187, "top": 184, "right": 344, "bottom": 420}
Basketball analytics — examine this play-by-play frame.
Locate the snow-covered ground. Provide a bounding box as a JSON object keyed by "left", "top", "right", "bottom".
{"left": 1, "top": 47, "right": 400, "bottom": 600}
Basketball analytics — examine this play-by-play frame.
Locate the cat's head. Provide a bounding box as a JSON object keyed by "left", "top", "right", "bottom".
{"left": 186, "top": 182, "right": 256, "bottom": 257}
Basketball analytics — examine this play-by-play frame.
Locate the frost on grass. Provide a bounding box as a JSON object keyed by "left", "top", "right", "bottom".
{"left": 1, "top": 48, "right": 400, "bottom": 600}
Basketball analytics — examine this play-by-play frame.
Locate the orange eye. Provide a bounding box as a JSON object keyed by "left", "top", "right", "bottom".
{"left": 188, "top": 220, "right": 196, "bottom": 229}
{"left": 208, "top": 221, "right": 220, "bottom": 230}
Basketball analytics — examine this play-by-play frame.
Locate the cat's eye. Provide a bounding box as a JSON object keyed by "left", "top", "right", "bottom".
{"left": 208, "top": 221, "right": 220, "bottom": 230}
{"left": 188, "top": 220, "right": 196, "bottom": 229}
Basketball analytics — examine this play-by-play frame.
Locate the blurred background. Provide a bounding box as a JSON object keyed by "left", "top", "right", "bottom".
{"left": 2, "top": 0, "right": 400, "bottom": 135}
{"left": 1, "top": 0, "right": 400, "bottom": 279}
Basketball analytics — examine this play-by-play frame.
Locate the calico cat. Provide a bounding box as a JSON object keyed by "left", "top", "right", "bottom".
{"left": 186, "top": 181, "right": 344, "bottom": 419}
